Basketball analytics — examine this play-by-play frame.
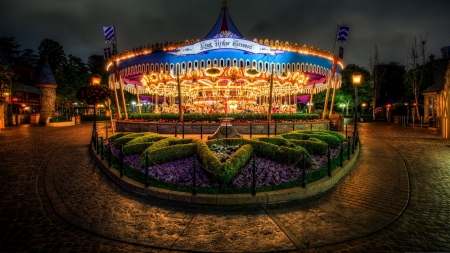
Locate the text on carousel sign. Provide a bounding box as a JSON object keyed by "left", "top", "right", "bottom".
{"left": 171, "top": 38, "right": 280, "bottom": 56}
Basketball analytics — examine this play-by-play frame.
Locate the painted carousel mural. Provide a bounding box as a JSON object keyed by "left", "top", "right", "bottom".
{"left": 106, "top": 0, "right": 344, "bottom": 120}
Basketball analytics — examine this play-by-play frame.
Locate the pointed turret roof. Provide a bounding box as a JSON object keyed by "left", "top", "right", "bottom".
{"left": 203, "top": 0, "right": 244, "bottom": 40}
{"left": 35, "top": 61, "right": 57, "bottom": 87}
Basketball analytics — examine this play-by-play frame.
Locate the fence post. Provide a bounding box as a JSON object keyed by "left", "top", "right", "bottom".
{"left": 252, "top": 156, "right": 256, "bottom": 196}
{"left": 339, "top": 140, "right": 343, "bottom": 167}
{"left": 292, "top": 122, "right": 295, "bottom": 131}
{"left": 122, "top": 125, "right": 124, "bottom": 133}
{"left": 106, "top": 126, "right": 108, "bottom": 139}
{"left": 310, "top": 123, "right": 312, "bottom": 131}
{"left": 95, "top": 131, "right": 100, "bottom": 155}
{"left": 200, "top": 122, "right": 203, "bottom": 140}
{"left": 120, "top": 145, "right": 124, "bottom": 177}
{"left": 175, "top": 123, "right": 177, "bottom": 137}
{"left": 250, "top": 122, "right": 252, "bottom": 139}
{"left": 267, "top": 122, "right": 270, "bottom": 137}
{"left": 345, "top": 124, "right": 348, "bottom": 138}
{"left": 347, "top": 137, "right": 351, "bottom": 160}
{"left": 274, "top": 122, "right": 277, "bottom": 136}
{"left": 351, "top": 135, "right": 355, "bottom": 154}
{"left": 225, "top": 123, "right": 228, "bottom": 139}
{"left": 182, "top": 122, "right": 185, "bottom": 139}
{"left": 302, "top": 152, "right": 306, "bottom": 188}
{"left": 100, "top": 137, "right": 104, "bottom": 160}
{"left": 139, "top": 124, "right": 141, "bottom": 132}
{"left": 193, "top": 155, "right": 197, "bottom": 196}
{"left": 327, "top": 144, "right": 331, "bottom": 177}
{"left": 145, "top": 152, "right": 149, "bottom": 188}
{"left": 108, "top": 141, "right": 112, "bottom": 168}
{"left": 156, "top": 123, "right": 159, "bottom": 133}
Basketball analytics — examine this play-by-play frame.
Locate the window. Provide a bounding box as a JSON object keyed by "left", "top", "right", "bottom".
{"left": 226, "top": 59, "right": 231, "bottom": 67}
{"left": 200, "top": 60, "right": 205, "bottom": 69}
{"left": 240, "top": 59, "right": 244, "bottom": 67}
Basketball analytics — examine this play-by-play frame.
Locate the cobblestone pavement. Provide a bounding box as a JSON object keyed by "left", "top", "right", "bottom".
{"left": 0, "top": 121, "right": 449, "bottom": 252}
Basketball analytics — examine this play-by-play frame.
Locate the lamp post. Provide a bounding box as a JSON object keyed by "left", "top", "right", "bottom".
{"left": 340, "top": 103, "right": 345, "bottom": 115}
{"left": 131, "top": 101, "right": 136, "bottom": 113}
{"left": 91, "top": 74, "right": 101, "bottom": 144}
{"left": 361, "top": 102, "right": 366, "bottom": 116}
{"left": 352, "top": 72, "right": 362, "bottom": 144}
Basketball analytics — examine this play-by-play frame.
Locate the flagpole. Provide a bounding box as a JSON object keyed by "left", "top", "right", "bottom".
{"left": 322, "top": 22, "right": 340, "bottom": 119}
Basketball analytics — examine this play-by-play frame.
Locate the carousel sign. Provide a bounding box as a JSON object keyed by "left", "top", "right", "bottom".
{"left": 171, "top": 38, "right": 280, "bottom": 56}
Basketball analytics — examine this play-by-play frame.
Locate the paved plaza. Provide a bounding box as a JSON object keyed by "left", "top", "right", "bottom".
{"left": 0, "top": 121, "right": 449, "bottom": 252}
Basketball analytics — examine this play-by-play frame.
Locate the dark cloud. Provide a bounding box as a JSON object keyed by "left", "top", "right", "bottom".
{"left": 1, "top": 0, "right": 449, "bottom": 69}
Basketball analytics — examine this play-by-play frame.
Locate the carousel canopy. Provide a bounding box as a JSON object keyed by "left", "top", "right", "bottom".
{"left": 107, "top": 0, "right": 344, "bottom": 98}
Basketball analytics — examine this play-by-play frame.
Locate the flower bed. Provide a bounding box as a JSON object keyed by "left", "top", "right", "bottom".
{"left": 104, "top": 130, "right": 350, "bottom": 194}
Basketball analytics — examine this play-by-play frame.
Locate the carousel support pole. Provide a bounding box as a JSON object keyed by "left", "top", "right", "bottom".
{"left": 112, "top": 66, "right": 122, "bottom": 120}
{"left": 135, "top": 84, "right": 141, "bottom": 114}
{"left": 118, "top": 72, "right": 128, "bottom": 120}
{"left": 267, "top": 71, "right": 274, "bottom": 123}
{"left": 309, "top": 83, "right": 315, "bottom": 114}
{"left": 329, "top": 78, "right": 338, "bottom": 117}
{"left": 177, "top": 67, "right": 183, "bottom": 123}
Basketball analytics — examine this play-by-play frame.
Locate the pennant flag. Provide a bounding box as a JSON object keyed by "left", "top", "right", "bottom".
{"left": 339, "top": 46, "right": 344, "bottom": 59}
{"left": 104, "top": 47, "right": 111, "bottom": 60}
{"left": 336, "top": 26, "right": 350, "bottom": 43}
{"left": 103, "top": 26, "right": 116, "bottom": 43}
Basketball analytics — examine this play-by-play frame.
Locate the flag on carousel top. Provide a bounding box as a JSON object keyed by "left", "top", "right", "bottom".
{"left": 336, "top": 26, "right": 350, "bottom": 43}
{"left": 103, "top": 26, "right": 116, "bottom": 43}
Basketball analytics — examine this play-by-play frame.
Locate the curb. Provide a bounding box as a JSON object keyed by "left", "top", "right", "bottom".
{"left": 92, "top": 145, "right": 360, "bottom": 205}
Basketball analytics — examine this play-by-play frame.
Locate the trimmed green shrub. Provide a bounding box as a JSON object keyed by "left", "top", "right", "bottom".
{"left": 251, "top": 137, "right": 298, "bottom": 149}
{"left": 293, "top": 130, "right": 346, "bottom": 141}
{"left": 108, "top": 132, "right": 132, "bottom": 142}
{"left": 123, "top": 143, "right": 156, "bottom": 155}
{"left": 144, "top": 143, "right": 197, "bottom": 165}
{"left": 127, "top": 134, "right": 166, "bottom": 145}
{"left": 280, "top": 133, "right": 308, "bottom": 140}
{"left": 196, "top": 139, "right": 253, "bottom": 183}
{"left": 129, "top": 113, "right": 320, "bottom": 122}
{"left": 289, "top": 138, "right": 328, "bottom": 155}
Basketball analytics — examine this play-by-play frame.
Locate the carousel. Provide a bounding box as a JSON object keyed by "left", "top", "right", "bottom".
{"left": 106, "top": 0, "right": 344, "bottom": 119}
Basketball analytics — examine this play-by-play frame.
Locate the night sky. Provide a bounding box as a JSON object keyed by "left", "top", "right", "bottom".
{"left": 1, "top": 0, "right": 449, "bottom": 68}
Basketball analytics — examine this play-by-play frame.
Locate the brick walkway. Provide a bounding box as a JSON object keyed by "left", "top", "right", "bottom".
{"left": 0, "top": 121, "right": 449, "bottom": 252}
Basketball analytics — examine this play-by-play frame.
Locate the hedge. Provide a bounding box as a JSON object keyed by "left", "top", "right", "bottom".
{"left": 289, "top": 138, "right": 328, "bottom": 156}
{"left": 251, "top": 136, "right": 298, "bottom": 149}
{"left": 293, "top": 130, "right": 346, "bottom": 141}
{"left": 195, "top": 139, "right": 253, "bottom": 183}
{"left": 127, "top": 134, "right": 166, "bottom": 145}
{"left": 144, "top": 143, "right": 197, "bottom": 165}
{"left": 108, "top": 132, "right": 133, "bottom": 142}
{"left": 123, "top": 143, "right": 156, "bottom": 155}
{"left": 128, "top": 113, "right": 320, "bottom": 122}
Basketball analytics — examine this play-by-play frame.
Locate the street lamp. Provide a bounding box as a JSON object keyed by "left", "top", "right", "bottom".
{"left": 339, "top": 103, "right": 345, "bottom": 115}
{"left": 352, "top": 72, "right": 362, "bottom": 145}
{"left": 361, "top": 102, "right": 367, "bottom": 115}
{"left": 91, "top": 73, "right": 101, "bottom": 145}
{"left": 131, "top": 101, "right": 136, "bottom": 113}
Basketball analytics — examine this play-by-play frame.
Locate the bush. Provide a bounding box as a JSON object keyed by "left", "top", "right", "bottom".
{"left": 291, "top": 130, "right": 342, "bottom": 148}
{"left": 127, "top": 134, "right": 166, "bottom": 145}
{"left": 108, "top": 132, "right": 133, "bottom": 142}
{"left": 251, "top": 136, "right": 298, "bottom": 149}
{"left": 289, "top": 138, "right": 328, "bottom": 155}
{"left": 144, "top": 143, "right": 197, "bottom": 165}
{"left": 123, "top": 143, "right": 156, "bottom": 155}
{"left": 293, "top": 130, "right": 346, "bottom": 141}
{"left": 196, "top": 139, "right": 253, "bottom": 183}
{"left": 129, "top": 113, "right": 321, "bottom": 122}
{"left": 113, "top": 133, "right": 150, "bottom": 147}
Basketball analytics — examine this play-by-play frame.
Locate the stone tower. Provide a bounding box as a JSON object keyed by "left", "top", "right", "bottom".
{"left": 35, "top": 61, "right": 57, "bottom": 124}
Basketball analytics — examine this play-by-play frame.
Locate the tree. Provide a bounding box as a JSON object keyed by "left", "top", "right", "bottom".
{"left": 379, "top": 62, "right": 406, "bottom": 104}
{"left": 0, "top": 37, "right": 22, "bottom": 64}
{"left": 404, "top": 34, "right": 427, "bottom": 118}
{"left": 368, "top": 44, "right": 385, "bottom": 120}
{"left": 313, "top": 64, "right": 371, "bottom": 115}
{"left": 37, "top": 38, "right": 67, "bottom": 75}
{"left": 87, "top": 54, "right": 108, "bottom": 86}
